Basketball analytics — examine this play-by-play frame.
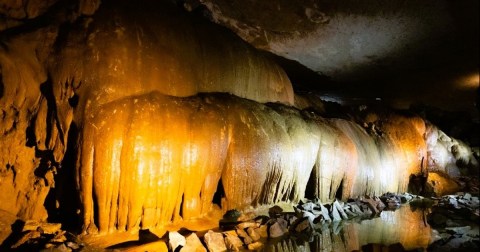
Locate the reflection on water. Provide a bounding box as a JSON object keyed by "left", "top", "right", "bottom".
{"left": 265, "top": 204, "right": 432, "bottom": 252}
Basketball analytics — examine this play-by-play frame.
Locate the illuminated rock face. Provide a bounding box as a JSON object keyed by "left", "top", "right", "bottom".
{"left": 306, "top": 117, "right": 358, "bottom": 202}
{"left": 336, "top": 114, "right": 427, "bottom": 197}
{"left": 49, "top": 0, "right": 293, "bottom": 120}
{"left": 221, "top": 101, "right": 320, "bottom": 209}
{"left": 77, "top": 93, "right": 321, "bottom": 235}
{"left": 0, "top": 0, "right": 294, "bottom": 224}
{"left": 76, "top": 91, "right": 431, "bottom": 237}
{"left": 0, "top": 33, "right": 54, "bottom": 221}
{"left": 425, "top": 123, "right": 478, "bottom": 176}
{"left": 78, "top": 93, "right": 229, "bottom": 234}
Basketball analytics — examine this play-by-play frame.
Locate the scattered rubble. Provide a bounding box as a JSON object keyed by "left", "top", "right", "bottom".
{"left": 0, "top": 220, "right": 85, "bottom": 251}
{"left": 426, "top": 193, "right": 480, "bottom": 251}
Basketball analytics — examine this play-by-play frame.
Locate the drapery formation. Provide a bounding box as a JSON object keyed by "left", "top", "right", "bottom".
{"left": 76, "top": 91, "right": 427, "bottom": 235}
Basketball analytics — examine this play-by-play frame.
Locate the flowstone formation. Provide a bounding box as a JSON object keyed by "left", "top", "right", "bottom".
{"left": 74, "top": 89, "right": 434, "bottom": 243}
{"left": 0, "top": 0, "right": 478, "bottom": 249}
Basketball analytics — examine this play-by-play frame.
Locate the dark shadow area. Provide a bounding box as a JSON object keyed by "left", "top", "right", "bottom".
{"left": 361, "top": 242, "right": 411, "bottom": 252}
{"left": 0, "top": 73, "right": 3, "bottom": 99}
{"left": 179, "top": 194, "right": 185, "bottom": 218}
{"left": 25, "top": 113, "right": 37, "bottom": 147}
{"left": 0, "top": 0, "right": 75, "bottom": 39}
{"left": 107, "top": 229, "right": 162, "bottom": 249}
{"left": 261, "top": 50, "right": 340, "bottom": 94}
{"left": 55, "top": 122, "right": 81, "bottom": 232}
{"left": 335, "top": 179, "right": 344, "bottom": 201}
{"left": 410, "top": 103, "right": 480, "bottom": 146}
{"left": 34, "top": 148, "right": 59, "bottom": 219}
{"left": 39, "top": 80, "right": 64, "bottom": 149}
{"left": 212, "top": 178, "right": 225, "bottom": 208}
{"left": 407, "top": 174, "right": 428, "bottom": 197}
{"left": 304, "top": 165, "right": 316, "bottom": 200}
{"left": 0, "top": 220, "right": 25, "bottom": 250}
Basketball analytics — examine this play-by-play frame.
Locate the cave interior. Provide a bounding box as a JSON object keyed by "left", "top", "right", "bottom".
{"left": 0, "top": 0, "right": 479, "bottom": 251}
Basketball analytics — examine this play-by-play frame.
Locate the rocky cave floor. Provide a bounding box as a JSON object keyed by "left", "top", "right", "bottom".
{"left": 0, "top": 177, "right": 478, "bottom": 252}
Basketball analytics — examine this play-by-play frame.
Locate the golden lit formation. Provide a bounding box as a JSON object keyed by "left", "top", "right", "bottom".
{"left": 76, "top": 91, "right": 428, "bottom": 238}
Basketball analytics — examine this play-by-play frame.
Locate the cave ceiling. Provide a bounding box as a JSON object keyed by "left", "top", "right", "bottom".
{"left": 1, "top": 0, "right": 479, "bottom": 111}
{"left": 183, "top": 0, "right": 479, "bottom": 111}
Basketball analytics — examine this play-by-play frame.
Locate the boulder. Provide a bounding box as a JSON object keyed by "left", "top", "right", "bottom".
{"left": 224, "top": 234, "right": 243, "bottom": 251}
{"left": 292, "top": 217, "right": 313, "bottom": 233}
{"left": 247, "top": 241, "right": 263, "bottom": 250}
{"left": 301, "top": 211, "right": 316, "bottom": 223}
{"left": 181, "top": 233, "right": 206, "bottom": 252}
{"left": 333, "top": 200, "right": 348, "bottom": 219}
{"left": 247, "top": 227, "right": 261, "bottom": 241}
{"left": 268, "top": 205, "right": 284, "bottom": 217}
{"left": 269, "top": 222, "right": 287, "bottom": 238}
{"left": 330, "top": 204, "right": 342, "bottom": 221}
{"left": 236, "top": 221, "right": 258, "bottom": 230}
{"left": 204, "top": 230, "right": 226, "bottom": 252}
{"left": 256, "top": 225, "right": 268, "bottom": 238}
{"left": 169, "top": 231, "right": 186, "bottom": 251}
{"left": 22, "top": 220, "right": 62, "bottom": 234}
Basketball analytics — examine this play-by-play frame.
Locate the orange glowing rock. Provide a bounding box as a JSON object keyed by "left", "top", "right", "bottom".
{"left": 49, "top": 0, "right": 294, "bottom": 123}
{"left": 78, "top": 92, "right": 229, "bottom": 235}
{"left": 425, "top": 172, "right": 461, "bottom": 196}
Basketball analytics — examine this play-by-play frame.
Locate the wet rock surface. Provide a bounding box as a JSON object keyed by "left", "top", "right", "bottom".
{"left": 426, "top": 193, "right": 480, "bottom": 251}
{"left": 3, "top": 191, "right": 478, "bottom": 251}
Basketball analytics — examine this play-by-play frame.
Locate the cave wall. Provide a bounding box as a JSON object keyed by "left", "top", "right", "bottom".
{"left": 0, "top": 29, "right": 54, "bottom": 221}
{"left": 0, "top": 0, "right": 293, "bottom": 223}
